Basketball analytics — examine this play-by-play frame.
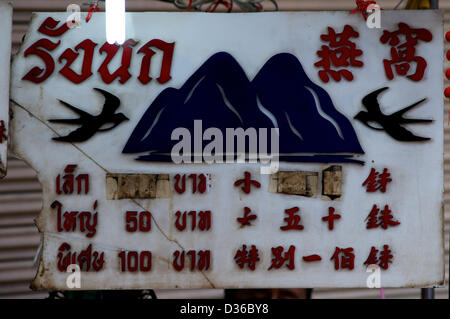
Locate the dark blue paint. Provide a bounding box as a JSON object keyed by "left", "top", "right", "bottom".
{"left": 123, "top": 52, "right": 364, "bottom": 163}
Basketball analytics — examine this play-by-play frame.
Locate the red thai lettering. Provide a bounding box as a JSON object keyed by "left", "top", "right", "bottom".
{"left": 59, "top": 39, "right": 97, "bottom": 83}
{"left": 38, "top": 17, "right": 70, "bottom": 37}
{"left": 138, "top": 39, "right": 175, "bottom": 84}
{"left": 57, "top": 242, "right": 104, "bottom": 272}
{"left": 172, "top": 250, "right": 211, "bottom": 271}
{"left": 174, "top": 174, "right": 208, "bottom": 194}
{"left": 175, "top": 210, "right": 211, "bottom": 231}
{"left": 22, "top": 20, "right": 175, "bottom": 85}
{"left": 52, "top": 200, "right": 98, "bottom": 238}
{"left": 55, "top": 164, "right": 89, "bottom": 195}
{"left": 98, "top": 39, "right": 138, "bottom": 84}
{"left": 22, "top": 39, "right": 60, "bottom": 83}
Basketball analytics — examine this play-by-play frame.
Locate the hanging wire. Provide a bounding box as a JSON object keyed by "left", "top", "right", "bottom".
{"left": 82, "top": 0, "right": 104, "bottom": 8}
{"left": 81, "top": 0, "right": 104, "bottom": 23}
{"left": 169, "top": 0, "right": 278, "bottom": 12}
{"left": 82, "top": 0, "right": 278, "bottom": 13}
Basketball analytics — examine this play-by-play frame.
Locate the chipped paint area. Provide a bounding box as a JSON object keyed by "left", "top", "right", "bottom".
{"left": 270, "top": 171, "right": 319, "bottom": 197}
{"left": 106, "top": 173, "right": 171, "bottom": 199}
{"left": 322, "top": 165, "right": 342, "bottom": 200}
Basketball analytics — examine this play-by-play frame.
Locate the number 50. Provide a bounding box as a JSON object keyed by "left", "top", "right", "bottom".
{"left": 125, "top": 211, "right": 152, "bottom": 232}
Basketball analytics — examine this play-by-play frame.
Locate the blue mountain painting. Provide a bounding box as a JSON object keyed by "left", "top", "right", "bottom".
{"left": 122, "top": 52, "right": 364, "bottom": 163}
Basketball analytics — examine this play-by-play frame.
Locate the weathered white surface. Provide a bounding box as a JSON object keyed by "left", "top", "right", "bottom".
{"left": 0, "top": 1, "right": 12, "bottom": 178}
{"left": 9, "top": 11, "right": 444, "bottom": 289}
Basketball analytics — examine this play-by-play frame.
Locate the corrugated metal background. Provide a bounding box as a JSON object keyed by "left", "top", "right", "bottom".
{"left": 0, "top": 0, "right": 448, "bottom": 299}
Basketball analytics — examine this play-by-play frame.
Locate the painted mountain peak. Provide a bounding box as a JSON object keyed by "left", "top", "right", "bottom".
{"left": 123, "top": 52, "right": 364, "bottom": 163}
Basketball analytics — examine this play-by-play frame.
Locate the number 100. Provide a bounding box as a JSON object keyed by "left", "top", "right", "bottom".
{"left": 118, "top": 251, "right": 152, "bottom": 272}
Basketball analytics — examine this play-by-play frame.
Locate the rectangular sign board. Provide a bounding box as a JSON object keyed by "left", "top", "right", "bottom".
{"left": 8, "top": 11, "right": 444, "bottom": 289}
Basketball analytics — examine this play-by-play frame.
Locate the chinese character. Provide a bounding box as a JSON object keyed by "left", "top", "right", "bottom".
{"left": 363, "top": 246, "right": 379, "bottom": 266}
{"left": 237, "top": 207, "right": 257, "bottom": 227}
{"left": 268, "top": 246, "right": 296, "bottom": 270}
{"left": 378, "top": 245, "right": 393, "bottom": 270}
{"left": 234, "top": 245, "right": 260, "bottom": 271}
{"left": 330, "top": 247, "right": 355, "bottom": 270}
{"left": 362, "top": 168, "right": 392, "bottom": 193}
{"left": 366, "top": 204, "right": 380, "bottom": 229}
{"left": 314, "top": 25, "right": 363, "bottom": 83}
{"left": 364, "top": 245, "right": 393, "bottom": 270}
{"left": 302, "top": 254, "right": 322, "bottom": 262}
{"left": 280, "top": 207, "right": 304, "bottom": 231}
{"left": 366, "top": 204, "right": 400, "bottom": 230}
{"left": 380, "top": 22, "right": 432, "bottom": 81}
{"left": 322, "top": 207, "right": 341, "bottom": 231}
{"left": 234, "top": 171, "right": 261, "bottom": 194}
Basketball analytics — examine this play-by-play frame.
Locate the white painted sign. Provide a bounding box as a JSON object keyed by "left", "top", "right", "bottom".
{"left": 8, "top": 11, "right": 444, "bottom": 289}
{"left": 0, "top": 1, "right": 12, "bottom": 178}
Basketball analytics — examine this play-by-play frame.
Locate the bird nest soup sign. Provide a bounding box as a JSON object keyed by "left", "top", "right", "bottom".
{"left": 8, "top": 11, "right": 444, "bottom": 290}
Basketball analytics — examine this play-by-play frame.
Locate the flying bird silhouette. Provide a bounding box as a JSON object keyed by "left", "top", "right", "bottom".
{"left": 354, "top": 87, "right": 432, "bottom": 142}
{"left": 49, "top": 88, "right": 129, "bottom": 143}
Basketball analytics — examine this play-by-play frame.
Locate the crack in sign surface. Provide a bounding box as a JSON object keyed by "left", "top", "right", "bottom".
{"left": 10, "top": 99, "right": 216, "bottom": 289}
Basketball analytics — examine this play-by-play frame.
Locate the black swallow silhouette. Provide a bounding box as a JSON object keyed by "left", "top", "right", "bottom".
{"left": 49, "top": 88, "right": 129, "bottom": 143}
{"left": 354, "top": 87, "right": 432, "bottom": 142}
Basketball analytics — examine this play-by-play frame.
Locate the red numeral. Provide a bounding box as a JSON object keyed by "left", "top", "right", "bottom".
{"left": 125, "top": 211, "right": 152, "bottom": 232}
{"left": 118, "top": 251, "right": 152, "bottom": 272}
